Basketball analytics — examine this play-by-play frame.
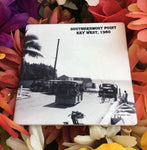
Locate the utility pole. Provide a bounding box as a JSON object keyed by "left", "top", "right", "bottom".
{"left": 53, "top": 39, "right": 60, "bottom": 79}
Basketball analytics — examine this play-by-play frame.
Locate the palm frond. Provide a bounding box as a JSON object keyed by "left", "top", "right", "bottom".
{"left": 24, "top": 34, "right": 39, "bottom": 43}
{"left": 23, "top": 50, "right": 43, "bottom": 58}
{"left": 24, "top": 41, "right": 41, "bottom": 51}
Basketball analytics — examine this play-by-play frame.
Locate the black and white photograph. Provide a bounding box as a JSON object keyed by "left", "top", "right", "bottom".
{"left": 14, "top": 23, "right": 137, "bottom": 125}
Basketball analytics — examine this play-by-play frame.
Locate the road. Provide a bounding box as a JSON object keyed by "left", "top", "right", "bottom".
{"left": 14, "top": 89, "right": 116, "bottom": 125}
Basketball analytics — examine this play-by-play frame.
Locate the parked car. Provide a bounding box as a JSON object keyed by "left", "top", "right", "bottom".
{"left": 98, "top": 83, "right": 118, "bottom": 102}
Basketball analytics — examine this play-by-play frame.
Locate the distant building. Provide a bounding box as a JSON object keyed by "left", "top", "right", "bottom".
{"left": 58, "top": 75, "right": 93, "bottom": 90}
{"left": 58, "top": 75, "right": 69, "bottom": 80}
{"left": 73, "top": 77, "right": 93, "bottom": 89}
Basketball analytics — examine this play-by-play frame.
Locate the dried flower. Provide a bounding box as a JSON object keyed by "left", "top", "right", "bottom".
{"left": 39, "top": 0, "right": 100, "bottom": 6}
{"left": 0, "top": 0, "right": 32, "bottom": 47}
{"left": 63, "top": 125, "right": 137, "bottom": 149}
{"left": 0, "top": 29, "right": 29, "bottom": 149}
{"left": 0, "top": 1, "right": 147, "bottom": 150}
{"left": 0, "top": 91, "right": 13, "bottom": 115}
{"left": 6, "top": 125, "right": 44, "bottom": 150}
{"left": 128, "top": 39, "right": 147, "bottom": 121}
{"left": 90, "top": 126, "right": 137, "bottom": 148}
{"left": 127, "top": 0, "right": 147, "bottom": 42}
{"left": 88, "top": 0, "right": 132, "bottom": 26}
{"left": 43, "top": 5, "right": 75, "bottom": 24}
{"left": 0, "top": 113, "right": 30, "bottom": 139}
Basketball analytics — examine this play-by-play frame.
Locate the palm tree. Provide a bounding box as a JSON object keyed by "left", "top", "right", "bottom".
{"left": 23, "top": 34, "right": 43, "bottom": 58}
{"left": 20, "top": 34, "right": 43, "bottom": 81}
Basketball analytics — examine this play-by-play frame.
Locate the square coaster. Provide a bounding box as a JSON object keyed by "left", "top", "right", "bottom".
{"left": 14, "top": 23, "right": 137, "bottom": 125}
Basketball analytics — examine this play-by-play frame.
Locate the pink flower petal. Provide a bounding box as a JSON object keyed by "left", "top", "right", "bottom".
{"left": 88, "top": 6, "right": 106, "bottom": 22}
{"left": 127, "top": 22, "right": 147, "bottom": 30}
{"left": 126, "top": 12, "right": 147, "bottom": 18}
{"left": 102, "top": 0, "right": 121, "bottom": 16}
{"left": 88, "top": 3, "right": 105, "bottom": 15}
{"left": 49, "top": 6, "right": 61, "bottom": 24}
{"left": 138, "top": 29, "right": 147, "bottom": 42}
{"left": 44, "top": 6, "right": 52, "bottom": 23}
{"left": 14, "top": 29, "right": 23, "bottom": 54}
{"left": 0, "top": 59, "right": 18, "bottom": 71}
{"left": 128, "top": 43, "right": 140, "bottom": 71}
{"left": 88, "top": 0, "right": 122, "bottom": 21}
{"left": 27, "top": 17, "right": 39, "bottom": 24}
{"left": 133, "top": 17, "right": 147, "bottom": 25}
{"left": 6, "top": 54, "right": 22, "bottom": 65}
{"left": 0, "top": 72, "right": 19, "bottom": 88}
{"left": 137, "top": 0, "right": 147, "bottom": 13}
{"left": 137, "top": 47, "right": 147, "bottom": 63}
{"left": 0, "top": 46, "right": 20, "bottom": 56}
{"left": 103, "top": 9, "right": 131, "bottom": 26}
{"left": 10, "top": 31, "right": 22, "bottom": 56}
{"left": 5, "top": 69, "right": 18, "bottom": 77}
{"left": 128, "top": 3, "right": 141, "bottom": 12}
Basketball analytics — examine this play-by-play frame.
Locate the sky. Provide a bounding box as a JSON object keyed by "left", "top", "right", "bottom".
{"left": 24, "top": 23, "right": 131, "bottom": 80}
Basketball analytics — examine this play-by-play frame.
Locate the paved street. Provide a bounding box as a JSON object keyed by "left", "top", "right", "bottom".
{"left": 14, "top": 89, "right": 112, "bottom": 125}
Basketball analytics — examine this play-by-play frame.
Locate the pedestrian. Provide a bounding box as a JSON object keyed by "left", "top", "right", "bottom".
{"left": 121, "top": 90, "right": 128, "bottom": 103}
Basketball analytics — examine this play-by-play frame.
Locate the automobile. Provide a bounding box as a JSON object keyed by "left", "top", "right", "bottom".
{"left": 30, "top": 80, "right": 59, "bottom": 94}
{"left": 30, "top": 80, "right": 48, "bottom": 92}
{"left": 98, "top": 83, "right": 118, "bottom": 102}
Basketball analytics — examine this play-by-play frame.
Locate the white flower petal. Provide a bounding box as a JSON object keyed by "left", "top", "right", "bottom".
{"left": 29, "top": 125, "right": 44, "bottom": 149}
{"left": 85, "top": 0, "right": 99, "bottom": 6}
{"left": 35, "top": 126, "right": 44, "bottom": 148}
{"left": 30, "top": 135, "right": 43, "bottom": 150}
{"left": 106, "top": 126, "right": 120, "bottom": 137}
{"left": 90, "top": 126, "right": 106, "bottom": 140}
{"left": 74, "top": 135, "right": 95, "bottom": 146}
{"left": 63, "top": 142, "right": 77, "bottom": 147}
{"left": 105, "top": 137, "right": 113, "bottom": 144}
{"left": 6, "top": 137, "right": 29, "bottom": 150}
{"left": 63, "top": 1, "right": 78, "bottom": 10}
{"left": 121, "top": 127, "right": 132, "bottom": 136}
{"left": 21, "top": 133, "right": 34, "bottom": 150}
{"left": 131, "top": 132, "right": 141, "bottom": 148}
{"left": 111, "top": 135, "right": 137, "bottom": 147}
{"left": 56, "top": 0, "right": 66, "bottom": 5}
